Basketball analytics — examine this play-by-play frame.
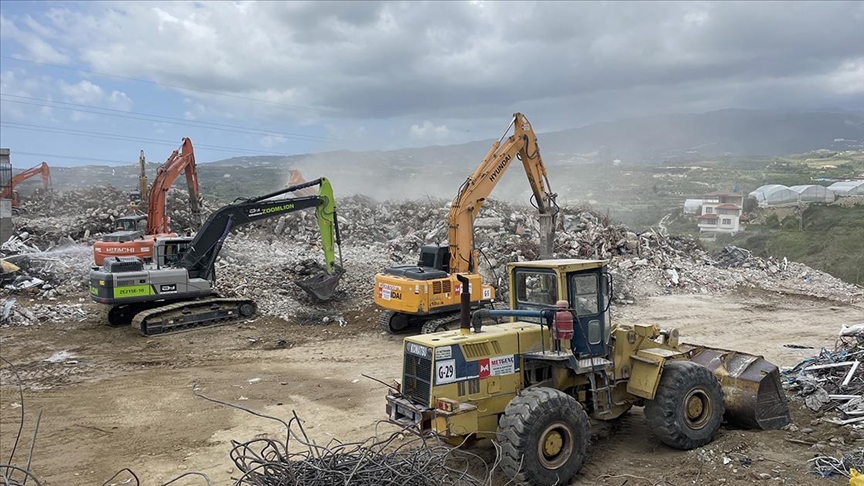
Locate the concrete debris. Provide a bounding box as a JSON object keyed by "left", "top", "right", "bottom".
{"left": 1, "top": 296, "right": 89, "bottom": 327}
{"left": 5, "top": 187, "right": 863, "bottom": 325}
{"left": 15, "top": 186, "right": 207, "bottom": 247}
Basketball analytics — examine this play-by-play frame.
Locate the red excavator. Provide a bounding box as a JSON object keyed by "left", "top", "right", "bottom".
{"left": 1, "top": 161, "right": 51, "bottom": 208}
{"left": 92, "top": 138, "right": 202, "bottom": 265}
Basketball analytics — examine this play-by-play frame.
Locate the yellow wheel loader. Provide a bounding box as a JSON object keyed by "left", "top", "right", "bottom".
{"left": 374, "top": 113, "right": 558, "bottom": 335}
{"left": 385, "top": 259, "right": 791, "bottom": 485}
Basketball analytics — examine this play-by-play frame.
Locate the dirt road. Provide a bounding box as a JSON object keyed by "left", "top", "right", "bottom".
{"left": 1, "top": 290, "right": 861, "bottom": 485}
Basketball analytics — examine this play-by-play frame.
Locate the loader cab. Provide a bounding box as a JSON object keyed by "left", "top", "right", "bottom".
{"left": 509, "top": 259, "right": 611, "bottom": 358}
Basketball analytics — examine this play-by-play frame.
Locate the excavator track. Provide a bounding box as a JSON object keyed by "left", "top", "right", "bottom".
{"left": 420, "top": 314, "right": 462, "bottom": 334}
{"left": 378, "top": 310, "right": 414, "bottom": 334}
{"left": 131, "top": 298, "right": 257, "bottom": 336}
{"left": 419, "top": 300, "right": 505, "bottom": 334}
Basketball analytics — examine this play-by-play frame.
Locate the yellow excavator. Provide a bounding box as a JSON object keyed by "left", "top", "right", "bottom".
{"left": 375, "top": 113, "right": 559, "bottom": 334}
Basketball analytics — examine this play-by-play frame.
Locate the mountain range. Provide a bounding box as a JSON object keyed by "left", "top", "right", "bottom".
{"left": 11, "top": 108, "right": 864, "bottom": 202}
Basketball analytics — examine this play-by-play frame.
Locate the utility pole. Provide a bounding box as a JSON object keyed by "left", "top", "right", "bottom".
{"left": 139, "top": 150, "right": 148, "bottom": 206}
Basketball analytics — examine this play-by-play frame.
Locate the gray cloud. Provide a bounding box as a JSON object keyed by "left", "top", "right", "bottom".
{"left": 2, "top": 1, "right": 862, "bottom": 146}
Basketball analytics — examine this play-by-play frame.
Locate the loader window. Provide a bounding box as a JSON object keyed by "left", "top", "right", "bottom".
{"left": 570, "top": 273, "right": 598, "bottom": 316}
{"left": 514, "top": 270, "right": 558, "bottom": 307}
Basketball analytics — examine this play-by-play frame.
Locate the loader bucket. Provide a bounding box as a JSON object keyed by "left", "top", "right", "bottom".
{"left": 296, "top": 266, "right": 344, "bottom": 301}
{"left": 681, "top": 344, "right": 791, "bottom": 430}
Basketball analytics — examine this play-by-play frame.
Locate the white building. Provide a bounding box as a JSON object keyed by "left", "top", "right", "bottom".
{"left": 697, "top": 191, "right": 744, "bottom": 235}
{"left": 827, "top": 180, "right": 864, "bottom": 196}
{"left": 788, "top": 185, "right": 835, "bottom": 203}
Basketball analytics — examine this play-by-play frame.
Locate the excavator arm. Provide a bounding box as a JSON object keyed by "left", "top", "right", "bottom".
{"left": 448, "top": 113, "right": 557, "bottom": 273}
{"left": 146, "top": 138, "right": 202, "bottom": 235}
{"left": 1, "top": 161, "right": 51, "bottom": 205}
{"left": 178, "top": 177, "right": 342, "bottom": 285}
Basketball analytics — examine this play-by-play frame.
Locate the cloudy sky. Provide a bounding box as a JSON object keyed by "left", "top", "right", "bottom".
{"left": 1, "top": 1, "right": 862, "bottom": 167}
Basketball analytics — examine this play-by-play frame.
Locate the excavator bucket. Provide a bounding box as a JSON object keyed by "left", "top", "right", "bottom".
{"left": 681, "top": 344, "right": 791, "bottom": 430}
{"left": 296, "top": 267, "right": 345, "bottom": 301}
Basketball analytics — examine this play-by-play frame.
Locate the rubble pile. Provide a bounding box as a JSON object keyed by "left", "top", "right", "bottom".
{"left": 1, "top": 232, "right": 93, "bottom": 327}
{"left": 831, "top": 195, "right": 864, "bottom": 208}
{"left": 15, "top": 186, "right": 132, "bottom": 244}
{"left": 1, "top": 235, "right": 92, "bottom": 298}
{"left": 5, "top": 187, "right": 862, "bottom": 325}
{"left": 14, "top": 186, "right": 214, "bottom": 244}
{"left": 783, "top": 324, "right": 864, "bottom": 426}
{"left": 214, "top": 234, "right": 390, "bottom": 323}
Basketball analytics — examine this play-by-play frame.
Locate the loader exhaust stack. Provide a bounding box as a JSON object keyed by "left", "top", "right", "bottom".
{"left": 458, "top": 274, "right": 471, "bottom": 335}
{"left": 682, "top": 344, "right": 791, "bottom": 430}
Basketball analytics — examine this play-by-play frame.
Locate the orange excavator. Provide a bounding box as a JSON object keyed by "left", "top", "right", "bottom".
{"left": 92, "top": 138, "right": 202, "bottom": 265}
{"left": 1, "top": 161, "right": 51, "bottom": 207}
{"left": 374, "top": 113, "right": 559, "bottom": 334}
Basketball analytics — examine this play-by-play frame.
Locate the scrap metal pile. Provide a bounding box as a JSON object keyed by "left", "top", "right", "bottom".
{"left": 183, "top": 389, "right": 499, "bottom": 486}
{"left": 783, "top": 324, "right": 864, "bottom": 424}
{"left": 224, "top": 425, "right": 496, "bottom": 486}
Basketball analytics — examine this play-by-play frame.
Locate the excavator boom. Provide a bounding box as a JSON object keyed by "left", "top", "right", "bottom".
{"left": 93, "top": 139, "right": 203, "bottom": 265}
{"left": 1, "top": 161, "right": 51, "bottom": 206}
{"left": 448, "top": 112, "right": 557, "bottom": 273}
{"left": 147, "top": 137, "right": 201, "bottom": 235}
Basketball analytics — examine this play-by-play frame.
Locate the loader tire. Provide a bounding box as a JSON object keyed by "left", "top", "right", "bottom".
{"left": 645, "top": 360, "right": 724, "bottom": 450}
{"left": 497, "top": 387, "right": 590, "bottom": 485}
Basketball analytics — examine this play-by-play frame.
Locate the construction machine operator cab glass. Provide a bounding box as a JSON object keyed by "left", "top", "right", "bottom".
{"left": 155, "top": 238, "right": 192, "bottom": 268}
{"left": 115, "top": 216, "right": 147, "bottom": 233}
{"left": 514, "top": 269, "right": 559, "bottom": 324}
{"left": 567, "top": 269, "right": 611, "bottom": 358}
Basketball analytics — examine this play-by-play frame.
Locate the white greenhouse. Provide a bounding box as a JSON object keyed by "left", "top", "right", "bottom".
{"left": 827, "top": 180, "right": 864, "bottom": 196}
{"left": 683, "top": 199, "right": 702, "bottom": 214}
{"left": 748, "top": 184, "right": 799, "bottom": 207}
{"left": 788, "top": 185, "right": 835, "bottom": 203}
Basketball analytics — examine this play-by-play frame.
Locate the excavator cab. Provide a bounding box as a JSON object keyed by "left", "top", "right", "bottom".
{"left": 418, "top": 244, "right": 450, "bottom": 272}
{"left": 114, "top": 215, "right": 147, "bottom": 233}
{"left": 155, "top": 237, "right": 193, "bottom": 268}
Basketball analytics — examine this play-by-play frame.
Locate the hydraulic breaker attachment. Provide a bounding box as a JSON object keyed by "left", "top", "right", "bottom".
{"left": 297, "top": 266, "right": 345, "bottom": 301}
{"left": 681, "top": 344, "right": 791, "bottom": 430}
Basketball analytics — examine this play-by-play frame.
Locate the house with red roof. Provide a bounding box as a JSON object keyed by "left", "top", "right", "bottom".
{"left": 697, "top": 191, "right": 744, "bottom": 235}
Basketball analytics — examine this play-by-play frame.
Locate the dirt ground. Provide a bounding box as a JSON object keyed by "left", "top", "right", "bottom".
{"left": 1, "top": 290, "right": 862, "bottom": 485}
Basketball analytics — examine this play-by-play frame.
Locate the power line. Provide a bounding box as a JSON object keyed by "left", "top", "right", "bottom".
{"left": 14, "top": 151, "right": 147, "bottom": 165}
{"left": 0, "top": 55, "right": 343, "bottom": 116}
{"left": 0, "top": 121, "right": 302, "bottom": 157}
{"left": 0, "top": 94, "right": 340, "bottom": 143}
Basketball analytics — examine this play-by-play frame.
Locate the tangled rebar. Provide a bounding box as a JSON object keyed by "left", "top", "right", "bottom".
{"left": 809, "top": 449, "right": 864, "bottom": 478}
{"left": 0, "top": 356, "right": 43, "bottom": 486}
{"left": 193, "top": 386, "right": 502, "bottom": 486}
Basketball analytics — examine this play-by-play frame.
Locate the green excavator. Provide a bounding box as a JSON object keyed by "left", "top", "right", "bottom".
{"left": 89, "top": 178, "right": 344, "bottom": 335}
